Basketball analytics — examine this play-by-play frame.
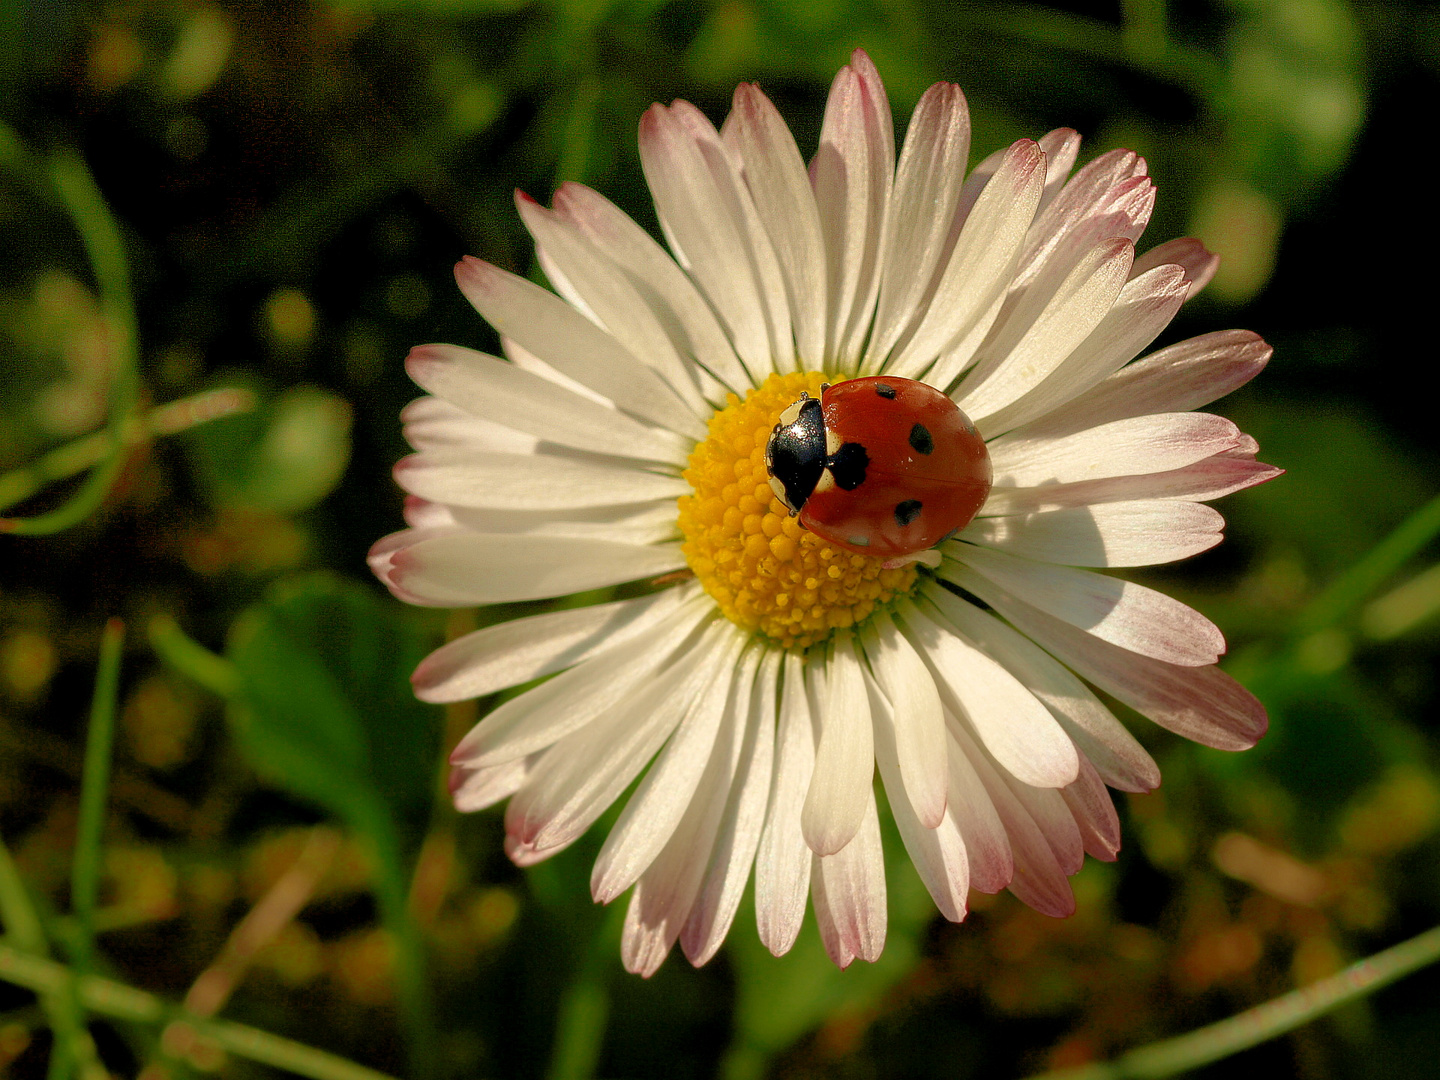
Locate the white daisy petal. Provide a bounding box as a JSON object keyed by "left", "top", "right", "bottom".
{"left": 450, "top": 755, "right": 535, "bottom": 813}
{"left": 950, "top": 722, "right": 1074, "bottom": 916}
{"left": 593, "top": 633, "right": 750, "bottom": 903}
{"left": 501, "top": 335, "right": 613, "bottom": 408}
{"left": 960, "top": 127, "right": 1079, "bottom": 231}
{"left": 863, "top": 82, "right": 971, "bottom": 371}
{"left": 955, "top": 237, "right": 1136, "bottom": 427}
{"left": 403, "top": 496, "right": 453, "bottom": 529}
{"left": 867, "top": 669, "right": 969, "bottom": 921}
{"left": 1131, "top": 236, "right": 1220, "bottom": 300}
{"left": 1035, "top": 127, "right": 1083, "bottom": 213}
{"left": 516, "top": 197, "right": 710, "bottom": 414}
{"left": 945, "top": 544, "right": 1226, "bottom": 667}
{"left": 976, "top": 263, "right": 1189, "bottom": 437}
{"left": 860, "top": 610, "right": 948, "bottom": 828}
{"left": 449, "top": 595, "right": 712, "bottom": 765}
{"left": 1012, "top": 148, "right": 1149, "bottom": 292}
{"left": 898, "top": 599, "right": 1078, "bottom": 789}
{"left": 980, "top": 590, "right": 1267, "bottom": 750}
{"left": 986, "top": 412, "right": 1242, "bottom": 488}
{"left": 811, "top": 794, "right": 887, "bottom": 968}
{"left": 997, "top": 768, "right": 1085, "bottom": 876}
{"left": 886, "top": 139, "right": 1046, "bottom": 380}
{"left": 1014, "top": 329, "right": 1272, "bottom": 441}
{"left": 755, "top": 652, "right": 818, "bottom": 956}
{"left": 621, "top": 643, "right": 756, "bottom": 976}
{"left": 924, "top": 588, "right": 1159, "bottom": 793}
{"left": 728, "top": 82, "right": 828, "bottom": 365}
{"left": 395, "top": 449, "right": 686, "bottom": 511}
{"left": 454, "top": 256, "right": 705, "bottom": 437}
{"left": 505, "top": 621, "right": 730, "bottom": 854}
{"left": 802, "top": 629, "right": 874, "bottom": 857}
{"left": 640, "top": 101, "right": 793, "bottom": 379}
{"left": 413, "top": 583, "right": 699, "bottom": 703}
{"left": 978, "top": 453, "right": 1283, "bottom": 516}
{"left": 401, "top": 396, "right": 537, "bottom": 455}
{"left": 943, "top": 724, "right": 1013, "bottom": 894}
{"left": 372, "top": 529, "right": 684, "bottom": 606}
{"left": 959, "top": 501, "right": 1226, "bottom": 567}
{"left": 1062, "top": 753, "right": 1122, "bottom": 861}
{"left": 551, "top": 182, "right": 749, "bottom": 394}
{"left": 681, "top": 648, "right": 780, "bottom": 966}
{"left": 812, "top": 49, "right": 894, "bottom": 368}
{"left": 443, "top": 501, "right": 679, "bottom": 546}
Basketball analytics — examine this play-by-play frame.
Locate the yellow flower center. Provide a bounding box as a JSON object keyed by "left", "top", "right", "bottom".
{"left": 678, "top": 372, "right": 918, "bottom": 649}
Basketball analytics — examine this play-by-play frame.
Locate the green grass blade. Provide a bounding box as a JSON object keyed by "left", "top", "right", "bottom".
{"left": 0, "top": 942, "right": 399, "bottom": 1080}
{"left": 0, "top": 131, "right": 141, "bottom": 536}
{"left": 70, "top": 618, "right": 126, "bottom": 977}
{"left": 1029, "top": 923, "right": 1440, "bottom": 1080}
{"left": 1295, "top": 490, "right": 1440, "bottom": 635}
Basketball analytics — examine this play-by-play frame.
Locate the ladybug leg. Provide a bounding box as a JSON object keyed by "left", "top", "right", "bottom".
{"left": 880, "top": 549, "right": 943, "bottom": 571}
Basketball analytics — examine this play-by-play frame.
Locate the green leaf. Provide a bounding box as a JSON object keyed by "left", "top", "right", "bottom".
{"left": 184, "top": 382, "right": 352, "bottom": 515}
{"left": 225, "top": 573, "right": 440, "bottom": 1076}
{"left": 225, "top": 572, "right": 439, "bottom": 852}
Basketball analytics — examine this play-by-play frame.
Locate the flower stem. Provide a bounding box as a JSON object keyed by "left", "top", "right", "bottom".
{"left": 1028, "top": 923, "right": 1440, "bottom": 1079}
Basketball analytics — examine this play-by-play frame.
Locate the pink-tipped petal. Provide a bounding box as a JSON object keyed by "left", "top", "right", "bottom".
{"left": 1014, "top": 329, "right": 1272, "bottom": 441}
{"left": 1062, "top": 753, "right": 1122, "bottom": 861}
{"left": 802, "top": 630, "right": 874, "bottom": 856}
{"left": 977, "top": 583, "right": 1268, "bottom": 751}
{"left": 755, "top": 653, "right": 818, "bottom": 955}
{"left": 945, "top": 544, "right": 1226, "bottom": 668}
{"left": 1131, "top": 236, "right": 1220, "bottom": 300}
{"left": 960, "top": 500, "right": 1226, "bottom": 568}
{"left": 811, "top": 795, "right": 887, "bottom": 967}
{"left": 861, "top": 611, "right": 948, "bottom": 828}
{"left": 453, "top": 256, "right": 703, "bottom": 438}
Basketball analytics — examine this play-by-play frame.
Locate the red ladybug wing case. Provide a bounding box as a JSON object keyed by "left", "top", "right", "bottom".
{"left": 800, "top": 378, "right": 991, "bottom": 558}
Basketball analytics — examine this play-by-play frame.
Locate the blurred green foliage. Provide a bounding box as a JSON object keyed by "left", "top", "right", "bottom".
{"left": 1, "top": 0, "right": 1438, "bottom": 1079}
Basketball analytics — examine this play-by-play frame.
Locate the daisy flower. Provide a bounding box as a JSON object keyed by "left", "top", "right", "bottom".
{"left": 369, "top": 50, "right": 1276, "bottom": 976}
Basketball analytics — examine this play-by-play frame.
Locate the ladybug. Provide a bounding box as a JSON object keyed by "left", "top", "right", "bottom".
{"left": 764, "top": 376, "right": 992, "bottom": 563}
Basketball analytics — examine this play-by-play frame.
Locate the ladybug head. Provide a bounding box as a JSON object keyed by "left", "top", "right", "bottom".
{"left": 764, "top": 393, "right": 826, "bottom": 514}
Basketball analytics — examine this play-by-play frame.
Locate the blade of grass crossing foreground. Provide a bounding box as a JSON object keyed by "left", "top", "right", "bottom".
{"left": 71, "top": 618, "right": 126, "bottom": 977}
{"left": 0, "top": 943, "right": 399, "bottom": 1080}
{"left": 1295, "top": 490, "right": 1440, "bottom": 635}
{"left": 1029, "top": 923, "right": 1440, "bottom": 1080}
{"left": 0, "top": 838, "right": 106, "bottom": 1080}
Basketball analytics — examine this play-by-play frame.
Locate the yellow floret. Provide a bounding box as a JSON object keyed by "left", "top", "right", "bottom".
{"left": 677, "top": 372, "right": 918, "bottom": 649}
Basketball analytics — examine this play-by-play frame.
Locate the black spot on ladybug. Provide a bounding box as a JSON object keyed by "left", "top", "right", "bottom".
{"left": 909, "top": 423, "right": 934, "bottom": 455}
{"left": 874, "top": 382, "right": 897, "bottom": 399}
{"left": 826, "top": 442, "right": 870, "bottom": 491}
{"left": 894, "top": 500, "right": 923, "bottom": 526}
